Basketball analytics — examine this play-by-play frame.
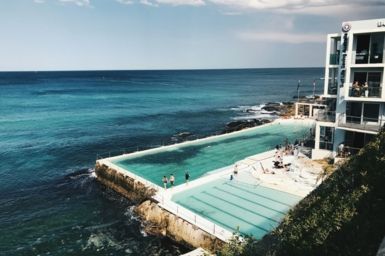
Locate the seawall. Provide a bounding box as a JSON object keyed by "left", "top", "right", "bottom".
{"left": 94, "top": 162, "right": 225, "bottom": 252}
{"left": 135, "top": 200, "right": 224, "bottom": 252}
{"left": 95, "top": 162, "right": 156, "bottom": 202}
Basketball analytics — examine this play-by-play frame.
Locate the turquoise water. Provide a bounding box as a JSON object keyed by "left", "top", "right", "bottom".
{"left": 172, "top": 178, "right": 301, "bottom": 238}
{"left": 112, "top": 122, "right": 311, "bottom": 187}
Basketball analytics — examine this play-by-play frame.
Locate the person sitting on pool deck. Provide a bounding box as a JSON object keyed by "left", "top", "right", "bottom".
{"left": 169, "top": 174, "right": 175, "bottom": 187}
{"left": 162, "top": 176, "right": 168, "bottom": 189}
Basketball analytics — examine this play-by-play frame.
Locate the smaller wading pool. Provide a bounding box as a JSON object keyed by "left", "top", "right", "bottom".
{"left": 111, "top": 120, "right": 313, "bottom": 187}
{"left": 172, "top": 177, "right": 302, "bottom": 238}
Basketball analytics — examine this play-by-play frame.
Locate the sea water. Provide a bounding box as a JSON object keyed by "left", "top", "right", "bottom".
{"left": 0, "top": 68, "right": 322, "bottom": 255}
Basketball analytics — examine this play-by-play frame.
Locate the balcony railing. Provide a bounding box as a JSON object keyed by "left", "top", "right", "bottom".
{"left": 329, "top": 53, "right": 339, "bottom": 65}
{"left": 319, "top": 141, "right": 333, "bottom": 150}
{"left": 327, "top": 85, "right": 338, "bottom": 95}
{"left": 337, "top": 146, "right": 361, "bottom": 158}
{"left": 349, "top": 84, "right": 382, "bottom": 98}
{"left": 355, "top": 52, "right": 383, "bottom": 64}
{"left": 355, "top": 52, "right": 369, "bottom": 64}
{"left": 316, "top": 110, "right": 336, "bottom": 122}
{"left": 370, "top": 53, "right": 383, "bottom": 63}
{"left": 338, "top": 113, "right": 384, "bottom": 132}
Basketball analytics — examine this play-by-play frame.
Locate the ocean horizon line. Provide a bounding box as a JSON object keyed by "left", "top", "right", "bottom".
{"left": 0, "top": 67, "right": 323, "bottom": 73}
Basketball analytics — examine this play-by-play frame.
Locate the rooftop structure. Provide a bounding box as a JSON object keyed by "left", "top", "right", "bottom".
{"left": 295, "top": 18, "right": 385, "bottom": 160}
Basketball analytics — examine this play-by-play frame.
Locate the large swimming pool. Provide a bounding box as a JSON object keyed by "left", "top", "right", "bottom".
{"left": 111, "top": 120, "right": 312, "bottom": 187}
{"left": 172, "top": 177, "right": 301, "bottom": 238}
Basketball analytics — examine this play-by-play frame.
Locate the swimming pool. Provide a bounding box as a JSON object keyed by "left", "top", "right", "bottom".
{"left": 111, "top": 120, "right": 312, "bottom": 187}
{"left": 172, "top": 177, "right": 301, "bottom": 238}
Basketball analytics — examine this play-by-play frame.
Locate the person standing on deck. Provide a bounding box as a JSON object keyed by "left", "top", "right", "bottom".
{"left": 185, "top": 171, "right": 190, "bottom": 185}
{"left": 162, "top": 176, "right": 168, "bottom": 189}
{"left": 169, "top": 174, "right": 175, "bottom": 187}
{"left": 233, "top": 164, "right": 238, "bottom": 175}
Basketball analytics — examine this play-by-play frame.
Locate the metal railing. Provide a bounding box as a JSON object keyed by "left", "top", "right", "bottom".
{"left": 337, "top": 146, "right": 361, "bottom": 158}
{"left": 338, "top": 113, "right": 384, "bottom": 132}
{"left": 327, "top": 85, "right": 338, "bottom": 95}
{"left": 354, "top": 52, "right": 383, "bottom": 64}
{"left": 316, "top": 110, "right": 336, "bottom": 122}
{"left": 319, "top": 141, "right": 334, "bottom": 150}
{"left": 349, "top": 85, "right": 382, "bottom": 98}
{"left": 153, "top": 193, "right": 233, "bottom": 242}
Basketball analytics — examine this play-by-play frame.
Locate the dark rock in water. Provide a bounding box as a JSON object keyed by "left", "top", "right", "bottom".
{"left": 262, "top": 102, "right": 283, "bottom": 112}
{"left": 293, "top": 95, "right": 307, "bottom": 99}
{"left": 171, "top": 131, "right": 194, "bottom": 142}
{"left": 223, "top": 119, "right": 271, "bottom": 133}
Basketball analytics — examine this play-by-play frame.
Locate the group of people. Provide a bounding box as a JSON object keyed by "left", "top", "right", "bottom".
{"left": 275, "top": 140, "right": 299, "bottom": 158}
{"left": 352, "top": 81, "right": 369, "bottom": 97}
{"left": 162, "top": 171, "right": 190, "bottom": 189}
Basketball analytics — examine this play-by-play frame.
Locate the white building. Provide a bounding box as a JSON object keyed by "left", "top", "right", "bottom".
{"left": 297, "top": 18, "right": 385, "bottom": 160}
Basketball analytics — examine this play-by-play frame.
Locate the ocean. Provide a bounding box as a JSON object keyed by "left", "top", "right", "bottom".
{"left": 0, "top": 68, "right": 323, "bottom": 255}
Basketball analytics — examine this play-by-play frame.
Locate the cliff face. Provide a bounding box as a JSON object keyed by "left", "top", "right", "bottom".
{"left": 95, "top": 163, "right": 156, "bottom": 203}
{"left": 135, "top": 200, "right": 224, "bottom": 252}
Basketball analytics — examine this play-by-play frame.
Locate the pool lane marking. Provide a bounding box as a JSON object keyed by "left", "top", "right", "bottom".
{"left": 191, "top": 196, "right": 270, "bottom": 233}
{"left": 212, "top": 186, "right": 287, "bottom": 216}
{"left": 223, "top": 182, "right": 293, "bottom": 207}
{"left": 180, "top": 199, "right": 237, "bottom": 232}
{"left": 202, "top": 191, "right": 279, "bottom": 224}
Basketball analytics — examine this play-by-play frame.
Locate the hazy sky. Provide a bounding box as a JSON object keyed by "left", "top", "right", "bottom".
{"left": 1, "top": 0, "right": 385, "bottom": 70}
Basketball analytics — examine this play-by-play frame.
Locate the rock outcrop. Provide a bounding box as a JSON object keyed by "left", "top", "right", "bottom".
{"left": 135, "top": 200, "right": 225, "bottom": 252}
{"left": 223, "top": 119, "right": 270, "bottom": 133}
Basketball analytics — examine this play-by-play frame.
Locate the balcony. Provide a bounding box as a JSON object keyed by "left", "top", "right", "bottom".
{"left": 327, "top": 85, "right": 338, "bottom": 95}
{"left": 355, "top": 52, "right": 383, "bottom": 64}
{"left": 316, "top": 110, "right": 336, "bottom": 122}
{"left": 338, "top": 113, "right": 384, "bottom": 132}
{"left": 319, "top": 141, "right": 333, "bottom": 150}
{"left": 337, "top": 146, "right": 361, "bottom": 158}
{"left": 349, "top": 83, "right": 382, "bottom": 98}
{"left": 329, "top": 53, "right": 339, "bottom": 65}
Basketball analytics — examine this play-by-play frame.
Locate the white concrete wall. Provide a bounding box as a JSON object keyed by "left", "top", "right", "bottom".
{"left": 312, "top": 149, "right": 333, "bottom": 160}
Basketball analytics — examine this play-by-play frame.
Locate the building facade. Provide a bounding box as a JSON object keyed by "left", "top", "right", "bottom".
{"left": 303, "top": 18, "right": 385, "bottom": 160}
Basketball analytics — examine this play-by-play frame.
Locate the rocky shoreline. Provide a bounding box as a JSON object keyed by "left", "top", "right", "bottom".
{"left": 170, "top": 101, "right": 296, "bottom": 140}
{"left": 222, "top": 101, "right": 295, "bottom": 133}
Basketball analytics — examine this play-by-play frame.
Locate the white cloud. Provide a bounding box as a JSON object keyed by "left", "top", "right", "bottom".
{"left": 33, "top": 0, "right": 45, "bottom": 3}
{"left": 239, "top": 31, "right": 325, "bottom": 44}
{"left": 140, "top": 0, "right": 159, "bottom": 6}
{"left": 59, "top": 0, "right": 90, "bottom": 7}
{"left": 155, "top": 0, "right": 205, "bottom": 6}
{"left": 116, "top": 0, "right": 134, "bottom": 4}
{"left": 209, "top": 0, "right": 385, "bottom": 10}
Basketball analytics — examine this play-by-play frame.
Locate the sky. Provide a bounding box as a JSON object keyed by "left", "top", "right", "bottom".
{"left": 1, "top": 0, "right": 385, "bottom": 70}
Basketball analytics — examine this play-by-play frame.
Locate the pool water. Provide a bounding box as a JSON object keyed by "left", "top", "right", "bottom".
{"left": 172, "top": 178, "right": 301, "bottom": 238}
{"left": 112, "top": 122, "right": 311, "bottom": 187}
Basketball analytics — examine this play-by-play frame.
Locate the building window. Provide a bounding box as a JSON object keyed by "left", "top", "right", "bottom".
{"left": 346, "top": 102, "right": 380, "bottom": 123}
{"left": 354, "top": 33, "right": 384, "bottom": 64}
{"left": 328, "top": 68, "right": 338, "bottom": 94}
{"left": 319, "top": 126, "right": 334, "bottom": 150}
